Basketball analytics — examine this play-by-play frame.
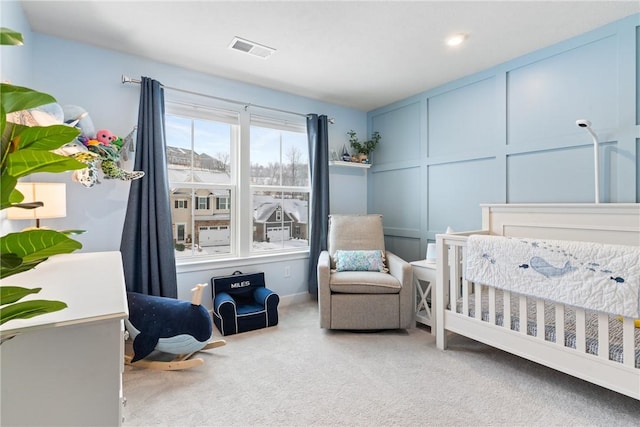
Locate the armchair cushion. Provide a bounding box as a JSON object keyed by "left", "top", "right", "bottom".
{"left": 330, "top": 271, "right": 401, "bottom": 294}
{"left": 333, "top": 249, "right": 387, "bottom": 272}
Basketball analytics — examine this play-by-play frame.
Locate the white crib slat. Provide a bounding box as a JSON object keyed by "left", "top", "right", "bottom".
{"left": 597, "top": 313, "right": 609, "bottom": 359}
{"left": 622, "top": 317, "right": 634, "bottom": 367}
{"left": 475, "top": 284, "right": 482, "bottom": 320}
{"left": 536, "top": 299, "right": 545, "bottom": 340}
{"left": 575, "top": 308, "right": 586, "bottom": 353}
{"left": 462, "top": 279, "right": 469, "bottom": 317}
{"left": 519, "top": 295, "right": 527, "bottom": 335}
{"left": 488, "top": 287, "right": 496, "bottom": 325}
{"left": 449, "top": 245, "right": 459, "bottom": 313}
{"left": 555, "top": 305, "right": 565, "bottom": 346}
{"left": 503, "top": 291, "right": 511, "bottom": 330}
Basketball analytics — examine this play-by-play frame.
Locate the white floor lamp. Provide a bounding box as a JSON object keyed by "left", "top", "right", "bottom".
{"left": 576, "top": 119, "right": 600, "bottom": 204}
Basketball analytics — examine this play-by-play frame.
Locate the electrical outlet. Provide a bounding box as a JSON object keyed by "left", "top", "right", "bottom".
{"left": 284, "top": 266, "right": 291, "bottom": 277}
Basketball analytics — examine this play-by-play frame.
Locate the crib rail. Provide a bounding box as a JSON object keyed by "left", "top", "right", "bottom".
{"left": 435, "top": 232, "right": 638, "bottom": 370}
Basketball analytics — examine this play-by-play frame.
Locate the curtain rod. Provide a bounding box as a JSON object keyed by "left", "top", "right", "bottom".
{"left": 121, "top": 75, "right": 335, "bottom": 123}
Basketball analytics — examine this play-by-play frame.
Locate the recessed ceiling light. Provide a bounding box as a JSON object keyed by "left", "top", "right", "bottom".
{"left": 229, "top": 36, "right": 276, "bottom": 59}
{"left": 446, "top": 33, "right": 468, "bottom": 47}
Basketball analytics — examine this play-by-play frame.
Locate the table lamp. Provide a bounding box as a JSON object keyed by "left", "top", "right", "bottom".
{"left": 6, "top": 182, "right": 67, "bottom": 229}
{"left": 425, "top": 243, "right": 436, "bottom": 263}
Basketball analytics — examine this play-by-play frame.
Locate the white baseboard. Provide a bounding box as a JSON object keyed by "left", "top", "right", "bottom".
{"left": 278, "top": 292, "right": 313, "bottom": 307}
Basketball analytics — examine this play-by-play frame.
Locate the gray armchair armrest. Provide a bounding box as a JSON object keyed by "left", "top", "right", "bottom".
{"left": 386, "top": 251, "right": 415, "bottom": 328}
{"left": 317, "top": 250, "right": 332, "bottom": 328}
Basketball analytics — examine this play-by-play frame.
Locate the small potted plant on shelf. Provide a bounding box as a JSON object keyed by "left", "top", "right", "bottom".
{"left": 347, "top": 130, "right": 381, "bottom": 164}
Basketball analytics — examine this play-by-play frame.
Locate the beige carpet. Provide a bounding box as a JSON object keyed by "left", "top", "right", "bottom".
{"left": 122, "top": 301, "right": 640, "bottom": 426}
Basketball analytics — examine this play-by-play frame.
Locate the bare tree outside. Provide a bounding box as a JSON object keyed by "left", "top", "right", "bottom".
{"left": 216, "top": 152, "right": 230, "bottom": 175}
{"left": 285, "top": 145, "right": 301, "bottom": 186}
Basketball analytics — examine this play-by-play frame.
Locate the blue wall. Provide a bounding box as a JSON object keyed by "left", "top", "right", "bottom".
{"left": 368, "top": 14, "right": 640, "bottom": 262}
{"left": 1, "top": 1, "right": 368, "bottom": 304}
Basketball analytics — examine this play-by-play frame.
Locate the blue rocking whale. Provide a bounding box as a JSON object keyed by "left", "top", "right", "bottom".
{"left": 125, "top": 284, "right": 225, "bottom": 370}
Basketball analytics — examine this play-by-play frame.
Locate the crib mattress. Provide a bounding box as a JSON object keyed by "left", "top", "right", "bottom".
{"left": 455, "top": 289, "right": 640, "bottom": 368}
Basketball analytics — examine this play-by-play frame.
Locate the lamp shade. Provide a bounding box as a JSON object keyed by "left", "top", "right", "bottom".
{"left": 426, "top": 243, "right": 437, "bottom": 262}
{"left": 6, "top": 182, "right": 67, "bottom": 221}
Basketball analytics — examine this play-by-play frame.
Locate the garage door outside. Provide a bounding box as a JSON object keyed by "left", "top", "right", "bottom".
{"left": 267, "top": 226, "right": 290, "bottom": 242}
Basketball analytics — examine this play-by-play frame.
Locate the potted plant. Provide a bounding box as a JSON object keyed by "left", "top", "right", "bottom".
{"left": 347, "top": 130, "right": 381, "bottom": 163}
{"left": 0, "top": 27, "right": 86, "bottom": 325}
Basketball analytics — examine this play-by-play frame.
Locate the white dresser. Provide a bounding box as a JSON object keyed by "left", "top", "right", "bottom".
{"left": 0, "top": 251, "right": 128, "bottom": 426}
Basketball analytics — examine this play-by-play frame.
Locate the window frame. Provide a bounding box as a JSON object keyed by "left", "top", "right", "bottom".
{"left": 165, "top": 100, "right": 310, "bottom": 265}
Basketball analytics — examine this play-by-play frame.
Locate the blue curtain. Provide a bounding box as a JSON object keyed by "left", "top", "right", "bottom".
{"left": 120, "top": 77, "right": 177, "bottom": 298}
{"left": 306, "top": 114, "right": 330, "bottom": 296}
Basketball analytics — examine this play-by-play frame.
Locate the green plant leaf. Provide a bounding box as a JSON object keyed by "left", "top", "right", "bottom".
{"left": 0, "top": 28, "right": 24, "bottom": 46}
{"left": 0, "top": 299, "right": 67, "bottom": 325}
{"left": 59, "top": 229, "right": 86, "bottom": 236}
{"left": 0, "top": 257, "right": 46, "bottom": 278}
{"left": 18, "top": 125, "right": 79, "bottom": 150}
{"left": 0, "top": 172, "right": 17, "bottom": 209}
{"left": 0, "top": 83, "right": 56, "bottom": 115}
{"left": 0, "top": 286, "right": 41, "bottom": 305}
{"left": 0, "top": 252, "right": 23, "bottom": 270}
{"left": 7, "top": 201, "right": 43, "bottom": 210}
{"left": 5, "top": 149, "right": 86, "bottom": 178}
{"left": 0, "top": 230, "right": 82, "bottom": 279}
{"left": 0, "top": 30, "right": 76, "bottom": 324}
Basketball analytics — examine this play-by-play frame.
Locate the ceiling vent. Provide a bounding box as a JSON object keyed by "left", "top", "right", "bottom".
{"left": 229, "top": 37, "right": 275, "bottom": 59}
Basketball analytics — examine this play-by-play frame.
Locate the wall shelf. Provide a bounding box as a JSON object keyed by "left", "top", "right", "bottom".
{"left": 329, "top": 160, "right": 371, "bottom": 169}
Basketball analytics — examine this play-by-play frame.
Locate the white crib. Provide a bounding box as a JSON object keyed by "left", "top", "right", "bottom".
{"left": 435, "top": 203, "right": 640, "bottom": 400}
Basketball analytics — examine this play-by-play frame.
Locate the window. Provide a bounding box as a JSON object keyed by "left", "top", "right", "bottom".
{"left": 196, "top": 196, "right": 210, "bottom": 210}
{"left": 250, "top": 116, "right": 309, "bottom": 253}
{"left": 165, "top": 103, "right": 236, "bottom": 259}
{"left": 216, "top": 196, "right": 230, "bottom": 210}
{"left": 165, "top": 102, "right": 309, "bottom": 262}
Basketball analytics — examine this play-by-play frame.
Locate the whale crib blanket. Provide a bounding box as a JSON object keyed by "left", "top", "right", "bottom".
{"left": 464, "top": 235, "right": 640, "bottom": 318}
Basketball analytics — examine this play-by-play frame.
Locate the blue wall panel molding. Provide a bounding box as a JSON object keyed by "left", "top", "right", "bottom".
{"left": 507, "top": 35, "right": 618, "bottom": 148}
{"left": 428, "top": 77, "right": 498, "bottom": 158}
{"left": 370, "top": 167, "right": 421, "bottom": 229}
{"left": 370, "top": 102, "right": 421, "bottom": 165}
{"left": 368, "top": 13, "right": 639, "bottom": 262}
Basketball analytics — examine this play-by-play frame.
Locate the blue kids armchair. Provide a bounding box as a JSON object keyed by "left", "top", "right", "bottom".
{"left": 211, "top": 271, "right": 280, "bottom": 336}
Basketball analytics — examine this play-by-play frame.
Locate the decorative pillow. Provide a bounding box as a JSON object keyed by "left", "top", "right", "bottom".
{"left": 334, "top": 250, "right": 386, "bottom": 272}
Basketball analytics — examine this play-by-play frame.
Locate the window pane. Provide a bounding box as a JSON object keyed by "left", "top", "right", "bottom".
{"left": 250, "top": 125, "right": 308, "bottom": 186}
{"left": 166, "top": 111, "right": 235, "bottom": 260}
{"left": 281, "top": 131, "right": 309, "bottom": 186}
{"left": 252, "top": 190, "right": 309, "bottom": 252}
{"left": 194, "top": 120, "right": 232, "bottom": 183}
{"left": 165, "top": 115, "right": 193, "bottom": 168}
{"left": 194, "top": 188, "right": 231, "bottom": 254}
{"left": 171, "top": 187, "right": 232, "bottom": 258}
{"left": 166, "top": 115, "right": 232, "bottom": 184}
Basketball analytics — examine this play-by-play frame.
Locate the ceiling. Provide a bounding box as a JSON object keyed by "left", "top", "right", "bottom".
{"left": 19, "top": 1, "right": 640, "bottom": 111}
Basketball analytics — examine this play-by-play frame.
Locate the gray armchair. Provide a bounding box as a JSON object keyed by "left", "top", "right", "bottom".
{"left": 317, "top": 214, "right": 414, "bottom": 330}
